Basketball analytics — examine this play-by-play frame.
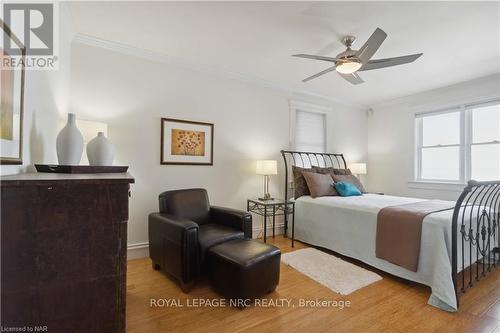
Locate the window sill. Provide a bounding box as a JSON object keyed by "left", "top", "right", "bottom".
{"left": 407, "top": 180, "right": 466, "bottom": 192}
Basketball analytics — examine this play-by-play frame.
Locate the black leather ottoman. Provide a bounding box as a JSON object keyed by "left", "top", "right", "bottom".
{"left": 207, "top": 239, "right": 281, "bottom": 301}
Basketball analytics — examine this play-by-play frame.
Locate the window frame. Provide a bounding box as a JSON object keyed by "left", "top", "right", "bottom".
{"left": 415, "top": 108, "right": 465, "bottom": 183}
{"left": 289, "top": 100, "right": 329, "bottom": 153}
{"left": 469, "top": 100, "right": 500, "bottom": 181}
{"left": 414, "top": 99, "right": 500, "bottom": 184}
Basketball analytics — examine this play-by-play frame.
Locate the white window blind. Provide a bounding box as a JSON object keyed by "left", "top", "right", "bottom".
{"left": 294, "top": 110, "right": 326, "bottom": 153}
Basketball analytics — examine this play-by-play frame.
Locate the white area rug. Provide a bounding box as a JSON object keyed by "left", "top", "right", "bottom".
{"left": 281, "top": 248, "right": 382, "bottom": 295}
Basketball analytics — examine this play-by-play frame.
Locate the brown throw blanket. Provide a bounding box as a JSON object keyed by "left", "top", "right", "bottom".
{"left": 376, "top": 200, "right": 455, "bottom": 272}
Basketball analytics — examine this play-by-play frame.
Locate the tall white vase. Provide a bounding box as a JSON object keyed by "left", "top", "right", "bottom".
{"left": 86, "top": 132, "right": 114, "bottom": 166}
{"left": 56, "top": 113, "right": 84, "bottom": 165}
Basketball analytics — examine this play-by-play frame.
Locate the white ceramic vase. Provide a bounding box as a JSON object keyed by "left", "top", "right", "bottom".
{"left": 56, "top": 113, "right": 84, "bottom": 165}
{"left": 86, "top": 132, "right": 114, "bottom": 166}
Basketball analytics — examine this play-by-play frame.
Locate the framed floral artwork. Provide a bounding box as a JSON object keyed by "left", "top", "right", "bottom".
{"left": 161, "top": 118, "right": 214, "bottom": 165}
{"left": 1, "top": 20, "right": 25, "bottom": 165}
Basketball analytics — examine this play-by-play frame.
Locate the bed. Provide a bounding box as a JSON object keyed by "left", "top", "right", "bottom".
{"left": 281, "top": 150, "right": 500, "bottom": 312}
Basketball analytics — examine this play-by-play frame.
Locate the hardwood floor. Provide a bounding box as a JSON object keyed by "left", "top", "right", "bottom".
{"left": 126, "top": 236, "right": 500, "bottom": 333}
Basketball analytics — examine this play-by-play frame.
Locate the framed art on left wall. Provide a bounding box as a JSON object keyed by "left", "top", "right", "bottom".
{"left": 161, "top": 118, "right": 214, "bottom": 165}
{"left": 0, "top": 20, "right": 25, "bottom": 165}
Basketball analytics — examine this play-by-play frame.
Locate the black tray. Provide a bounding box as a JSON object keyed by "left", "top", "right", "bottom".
{"left": 35, "top": 164, "right": 129, "bottom": 174}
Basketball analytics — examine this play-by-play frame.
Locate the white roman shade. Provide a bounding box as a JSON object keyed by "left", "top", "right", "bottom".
{"left": 294, "top": 110, "right": 326, "bottom": 152}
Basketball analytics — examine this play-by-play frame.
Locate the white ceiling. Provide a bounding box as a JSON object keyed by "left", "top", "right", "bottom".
{"left": 67, "top": 1, "right": 500, "bottom": 107}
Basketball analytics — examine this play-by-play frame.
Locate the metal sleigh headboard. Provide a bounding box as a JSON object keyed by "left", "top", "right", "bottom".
{"left": 280, "top": 150, "right": 347, "bottom": 201}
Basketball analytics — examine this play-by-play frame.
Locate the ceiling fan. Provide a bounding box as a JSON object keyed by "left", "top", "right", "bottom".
{"left": 292, "top": 27, "right": 423, "bottom": 85}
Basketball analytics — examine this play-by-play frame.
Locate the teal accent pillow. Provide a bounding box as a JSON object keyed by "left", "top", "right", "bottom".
{"left": 335, "top": 181, "right": 362, "bottom": 197}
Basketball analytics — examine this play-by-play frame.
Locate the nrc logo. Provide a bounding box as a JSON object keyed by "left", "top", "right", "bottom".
{"left": 3, "top": 3, "right": 53, "bottom": 55}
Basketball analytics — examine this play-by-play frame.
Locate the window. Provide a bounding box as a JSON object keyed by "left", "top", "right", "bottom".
{"left": 415, "top": 101, "right": 500, "bottom": 183}
{"left": 417, "top": 111, "right": 462, "bottom": 181}
{"left": 294, "top": 110, "right": 326, "bottom": 152}
{"left": 471, "top": 104, "right": 500, "bottom": 180}
{"left": 291, "top": 101, "right": 328, "bottom": 153}
{"left": 289, "top": 101, "right": 329, "bottom": 168}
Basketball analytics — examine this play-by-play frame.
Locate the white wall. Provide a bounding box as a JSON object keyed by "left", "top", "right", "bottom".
{"left": 69, "top": 42, "right": 368, "bottom": 255}
{"left": 0, "top": 4, "right": 74, "bottom": 176}
{"left": 367, "top": 74, "right": 500, "bottom": 200}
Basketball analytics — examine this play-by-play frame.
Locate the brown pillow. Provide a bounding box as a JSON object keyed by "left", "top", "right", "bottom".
{"left": 332, "top": 174, "right": 366, "bottom": 193}
{"left": 301, "top": 171, "right": 338, "bottom": 198}
{"left": 334, "top": 168, "right": 352, "bottom": 175}
{"left": 292, "top": 166, "right": 313, "bottom": 199}
{"left": 313, "top": 166, "right": 352, "bottom": 175}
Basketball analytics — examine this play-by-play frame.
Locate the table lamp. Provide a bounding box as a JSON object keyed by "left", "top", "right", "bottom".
{"left": 256, "top": 160, "right": 278, "bottom": 201}
{"left": 349, "top": 162, "right": 367, "bottom": 178}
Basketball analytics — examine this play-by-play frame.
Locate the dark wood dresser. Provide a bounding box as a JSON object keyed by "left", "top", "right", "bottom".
{"left": 0, "top": 173, "right": 134, "bottom": 333}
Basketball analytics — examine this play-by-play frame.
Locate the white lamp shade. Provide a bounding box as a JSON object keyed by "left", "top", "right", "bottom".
{"left": 77, "top": 119, "right": 108, "bottom": 144}
{"left": 349, "top": 162, "right": 367, "bottom": 175}
{"left": 256, "top": 160, "right": 278, "bottom": 175}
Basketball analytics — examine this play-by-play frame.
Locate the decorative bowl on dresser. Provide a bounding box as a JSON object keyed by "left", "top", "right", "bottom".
{"left": 0, "top": 172, "right": 134, "bottom": 333}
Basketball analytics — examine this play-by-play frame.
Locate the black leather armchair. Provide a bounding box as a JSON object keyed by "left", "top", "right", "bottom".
{"left": 148, "top": 188, "right": 252, "bottom": 292}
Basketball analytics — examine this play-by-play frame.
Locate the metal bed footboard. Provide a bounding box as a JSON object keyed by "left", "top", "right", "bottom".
{"left": 452, "top": 180, "right": 500, "bottom": 308}
{"left": 281, "top": 150, "right": 500, "bottom": 309}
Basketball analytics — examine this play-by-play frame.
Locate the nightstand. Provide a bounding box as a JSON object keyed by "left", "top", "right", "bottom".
{"left": 247, "top": 199, "right": 295, "bottom": 247}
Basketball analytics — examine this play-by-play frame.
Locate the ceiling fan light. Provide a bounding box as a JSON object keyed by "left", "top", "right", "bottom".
{"left": 336, "top": 61, "right": 362, "bottom": 74}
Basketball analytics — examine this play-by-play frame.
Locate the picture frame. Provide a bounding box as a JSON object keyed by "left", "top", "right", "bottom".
{"left": 161, "top": 118, "right": 214, "bottom": 165}
{"left": 0, "top": 20, "right": 25, "bottom": 165}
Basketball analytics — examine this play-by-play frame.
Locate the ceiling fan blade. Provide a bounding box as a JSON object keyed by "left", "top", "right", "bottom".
{"left": 359, "top": 53, "right": 423, "bottom": 71}
{"left": 302, "top": 65, "right": 337, "bottom": 82}
{"left": 357, "top": 28, "right": 387, "bottom": 64}
{"left": 338, "top": 72, "right": 364, "bottom": 85}
{"left": 292, "top": 54, "right": 338, "bottom": 63}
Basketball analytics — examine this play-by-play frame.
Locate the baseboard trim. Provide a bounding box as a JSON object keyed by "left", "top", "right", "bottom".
{"left": 127, "top": 223, "right": 287, "bottom": 260}
{"left": 252, "top": 223, "right": 285, "bottom": 239}
{"left": 127, "top": 242, "right": 149, "bottom": 260}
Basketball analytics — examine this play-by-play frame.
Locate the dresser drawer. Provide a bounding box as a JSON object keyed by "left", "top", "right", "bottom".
{"left": 34, "top": 183, "right": 129, "bottom": 232}
{"left": 35, "top": 224, "right": 122, "bottom": 280}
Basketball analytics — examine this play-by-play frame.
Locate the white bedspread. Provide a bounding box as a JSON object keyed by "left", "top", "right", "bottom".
{"left": 293, "top": 194, "right": 462, "bottom": 311}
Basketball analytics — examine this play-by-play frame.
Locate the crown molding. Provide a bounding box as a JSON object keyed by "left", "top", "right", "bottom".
{"left": 72, "top": 33, "right": 366, "bottom": 110}
{"left": 371, "top": 73, "right": 500, "bottom": 111}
